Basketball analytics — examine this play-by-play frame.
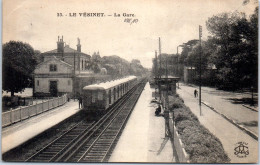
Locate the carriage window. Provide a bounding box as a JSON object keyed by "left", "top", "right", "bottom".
{"left": 98, "top": 91, "right": 103, "bottom": 100}
{"left": 92, "top": 92, "right": 96, "bottom": 103}
{"left": 109, "top": 90, "right": 111, "bottom": 104}
{"left": 113, "top": 88, "right": 116, "bottom": 100}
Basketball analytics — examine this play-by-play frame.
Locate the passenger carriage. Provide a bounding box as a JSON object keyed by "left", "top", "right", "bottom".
{"left": 82, "top": 76, "right": 137, "bottom": 112}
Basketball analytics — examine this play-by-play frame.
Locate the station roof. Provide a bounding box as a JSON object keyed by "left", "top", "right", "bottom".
{"left": 44, "top": 45, "right": 79, "bottom": 54}
{"left": 42, "top": 45, "right": 91, "bottom": 58}
{"left": 83, "top": 76, "right": 137, "bottom": 90}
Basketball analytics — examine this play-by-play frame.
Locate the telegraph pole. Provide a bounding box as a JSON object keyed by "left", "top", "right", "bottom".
{"left": 159, "top": 37, "right": 162, "bottom": 102}
{"left": 73, "top": 51, "right": 76, "bottom": 100}
{"left": 155, "top": 50, "right": 159, "bottom": 99}
{"left": 155, "top": 50, "right": 158, "bottom": 78}
{"left": 199, "top": 25, "right": 202, "bottom": 116}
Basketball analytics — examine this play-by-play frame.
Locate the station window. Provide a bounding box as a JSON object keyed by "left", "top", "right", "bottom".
{"left": 68, "top": 80, "right": 71, "bottom": 85}
{"left": 50, "top": 64, "right": 57, "bottom": 72}
{"left": 37, "top": 80, "right": 39, "bottom": 86}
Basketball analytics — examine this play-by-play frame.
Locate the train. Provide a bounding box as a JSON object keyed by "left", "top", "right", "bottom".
{"left": 82, "top": 76, "right": 138, "bottom": 112}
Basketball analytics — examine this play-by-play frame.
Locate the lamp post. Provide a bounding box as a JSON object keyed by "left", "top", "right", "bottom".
{"left": 176, "top": 45, "right": 184, "bottom": 87}
{"left": 155, "top": 50, "right": 158, "bottom": 100}
{"left": 199, "top": 25, "right": 202, "bottom": 116}
{"left": 159, "top": 37, "right": 162, "bottom": 102}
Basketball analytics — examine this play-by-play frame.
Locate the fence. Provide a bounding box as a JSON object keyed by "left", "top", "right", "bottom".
{"left": 2, "top": 94, "right": 67, "bottom": 127}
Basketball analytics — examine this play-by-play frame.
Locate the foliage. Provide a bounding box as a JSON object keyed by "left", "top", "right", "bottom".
{"left": 151, "top": 7, "right": 258, "bottom": 90}
{"left": 3, "top": 41, "right": 37, "bottom": 96}
{"left": 169, "top": 96, "right": 230, "bottom": 163}
{"left": 34, "top": 50, "right": 43, "bottom": 64}
{"left": 100, "top": 55, "right": 148, "bottom": 78}
{"left": 151, "top": 53, "right": 183, "bottom": 78}
{"left": 206, "top": 8, "right": 258, "bottom": 89}
{"left": 185, "top": 42, "right": 209, "bottom": 72}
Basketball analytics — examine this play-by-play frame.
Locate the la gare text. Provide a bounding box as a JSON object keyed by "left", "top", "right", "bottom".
{"left": 57, "top": 12, "right": 135, "bottom": 17}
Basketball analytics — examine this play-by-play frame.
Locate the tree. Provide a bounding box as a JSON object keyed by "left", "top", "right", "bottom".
{"left": 34, "top": 50, "right": 43, "bottom": 64}
{"left": 3, "top": 41, "right": 37, "bottom": 96}
{"left": 206, "top": 9, "right": 258, "bottom": 89}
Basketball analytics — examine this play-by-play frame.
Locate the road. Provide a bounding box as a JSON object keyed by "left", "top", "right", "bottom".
{"left": 179, "top": 83, "right": 258, "bottom": 135}
{"left": 177, "top": 83, "right": 258, "bottom": 163}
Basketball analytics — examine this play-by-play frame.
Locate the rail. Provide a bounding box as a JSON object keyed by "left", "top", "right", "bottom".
{"left": 25, "top": 79, "right": 146, "bottom": 162}
{"left": 2, "top": 94, "right": 68, "bottom": 127}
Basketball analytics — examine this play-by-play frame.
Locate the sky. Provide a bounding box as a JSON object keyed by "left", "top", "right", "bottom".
{"left": 3, "top": 0, "right": 257, "bottom": 68}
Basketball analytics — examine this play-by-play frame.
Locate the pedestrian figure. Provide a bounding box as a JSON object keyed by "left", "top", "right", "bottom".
{"left": 79, "top": 96, "right": 83, "bottom": 108}
{"left": 194, "top": 89, "right": 198, "bottom": 98}
{"left": 155, "top": 105, "right": 161, "bottom": 116}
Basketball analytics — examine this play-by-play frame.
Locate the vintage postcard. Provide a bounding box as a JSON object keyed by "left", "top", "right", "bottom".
{"left": 2, "top": 0, "right": 258, "bottom": 163}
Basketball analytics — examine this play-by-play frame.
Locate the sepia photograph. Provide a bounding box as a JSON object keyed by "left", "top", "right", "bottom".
{"left": 1, "top": 0, "right": 258, "bottom": 163}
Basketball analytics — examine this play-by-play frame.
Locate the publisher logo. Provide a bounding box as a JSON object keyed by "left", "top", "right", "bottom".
{"left": 234, "top": 142, "right": 249, "bottom": 158}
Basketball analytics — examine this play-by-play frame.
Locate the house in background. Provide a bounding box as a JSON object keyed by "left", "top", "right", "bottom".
{"left": 43, "top": 36, "right": 91, "bottom": 72}
{"left": 34, "top": 56, "right": 73, "bottom": 97}
{"left": 183, "top": 64, "right": 217, "bottom": 84}
{"left": 33, "top": 36, "right": 110, "bottom": 97}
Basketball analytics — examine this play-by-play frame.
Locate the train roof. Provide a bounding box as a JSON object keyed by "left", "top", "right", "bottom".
{"left": 83, "top": 76, "right": 137, "bottom": 90}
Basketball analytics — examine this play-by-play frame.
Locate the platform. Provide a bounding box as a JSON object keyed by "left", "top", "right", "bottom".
{"left": 109, "top": 82, "right": 175, "bottom": 162}
{"left": 1, "top": 101, "right": 80, "bottom": 154}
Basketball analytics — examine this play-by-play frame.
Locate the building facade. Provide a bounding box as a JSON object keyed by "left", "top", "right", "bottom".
{"left": 34, "top": 56, "right": 73, "bottom": 97}
{"left": 33, "top": 36, "right": 110, "bottom": 97}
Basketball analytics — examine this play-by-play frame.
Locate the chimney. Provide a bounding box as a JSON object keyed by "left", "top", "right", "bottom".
{"left": 77, "top": 38, "right": 81, "bottom": 52}
{"left": 57, "top": 35, "right": 65, "bottom": 60}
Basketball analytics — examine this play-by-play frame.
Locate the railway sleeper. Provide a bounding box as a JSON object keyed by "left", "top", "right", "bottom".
{"left": 65, "top": 133, "right": 80, "bottom": 136}
{"left": 101, "top": 136, "right": 116, "bottom": 139}
{"left": 33, "top": 156, "right": 52, "bottom": 160}
{"left": 29, "top": 159, "right": 51, "bottom": 162}
{"left": 70, "top": 130, "right": 85, "bottom": 133}
{"left": 86, "top": 151, "right": 107, "bottom": 153}
{"left": 99, "top": 137, "right": 115, "bottom": 140}
{"left": 41, "top": 151, "right": 58, "bottom": 154}
{"left": 62, "top": 137, "right": 76, "bottom": 141}
{"left": 90, "top": 148, "right": 109, "bottom": 152}
{"left": 84, "top": 155, "right": 104, "bottom": 158}
{"left": 104, "top": 130, "right": 118, "bottom": 134}
{"left": 87, "top": 153, "right": 106, "bottom": 156}
{"left": 93, "top": 144, "right": 111, "bottom": 147}
{"left": 101, "top": 134, "right": 116, "bottom": 137}
{"left": 37, "top": 153, "right": 55, "bottom": 157}
{"left": 47, "top": 146, "right": 64, "bottom": 150}
{"left": 95, "top": 142, "right": 111, "bottom": 145}
{"left": 80, "top": 159, "right": 102, "bottom": 162}
{"left": 91, "top": 146, "right": 110, "bottom": 149}
{"left": 96, "top": 141, "right": 113, "bottom": 144}
{"left": 53, "top": 142, "right": 68, "bottom": 145}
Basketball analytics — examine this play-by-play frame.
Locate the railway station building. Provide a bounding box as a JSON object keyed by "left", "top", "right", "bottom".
{"left": 33, "top": 36, "right": 110, "bottom": 97}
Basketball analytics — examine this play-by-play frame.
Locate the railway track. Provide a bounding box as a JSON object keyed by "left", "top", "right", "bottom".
{"left": 25, "top": 80, "right": 146, "bottom": 162}
{"left": 25, "top": 121, "right": 94, "bottom": 162}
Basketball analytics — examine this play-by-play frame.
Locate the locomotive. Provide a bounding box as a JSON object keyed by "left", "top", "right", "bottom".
{"left": 82, "top": 76, "right": 137, "bottom": 112}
